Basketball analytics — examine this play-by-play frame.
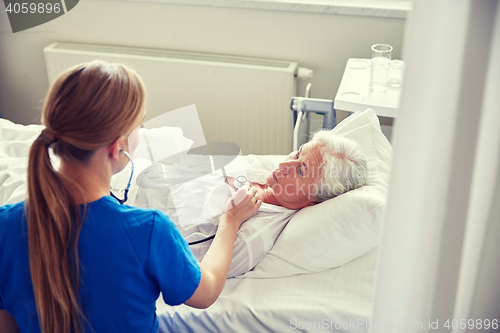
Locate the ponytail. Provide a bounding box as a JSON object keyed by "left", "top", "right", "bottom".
{"left": 27, "top": 129, "right": 87, "bottom": 333}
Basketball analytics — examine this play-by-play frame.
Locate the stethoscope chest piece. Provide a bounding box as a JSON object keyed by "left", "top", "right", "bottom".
{"left": 233, "top": 175, "right": 248, "bottom": 189}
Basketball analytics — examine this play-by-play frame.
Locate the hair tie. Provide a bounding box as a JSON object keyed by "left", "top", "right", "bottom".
{"left": 38, "top": 128, "right": 58, "bottom": 147}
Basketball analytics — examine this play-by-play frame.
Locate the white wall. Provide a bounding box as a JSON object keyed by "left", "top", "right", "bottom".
{"left": 0, "top": 0, "right": 405, "bottom": 125}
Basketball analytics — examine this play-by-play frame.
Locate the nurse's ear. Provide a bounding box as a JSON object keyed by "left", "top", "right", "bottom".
{"left": 108, "top": 136, "right": 127, "bottom": 161}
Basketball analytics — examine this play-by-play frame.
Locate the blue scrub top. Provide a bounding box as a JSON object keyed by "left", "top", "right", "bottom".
{"left": 0, "top": 196, "right": 201, "bottom": 333}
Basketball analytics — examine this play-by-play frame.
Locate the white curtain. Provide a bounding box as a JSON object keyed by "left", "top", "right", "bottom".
{"left": 371, "top": 0, "right": 500, "bottom": 332}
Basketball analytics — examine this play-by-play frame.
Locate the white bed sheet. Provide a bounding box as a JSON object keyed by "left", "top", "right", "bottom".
{"left": 0, "top": 120, "right": 44, "bottom": 205}
{"left": 157, "top": 248, "right": 378, "bottom": 333}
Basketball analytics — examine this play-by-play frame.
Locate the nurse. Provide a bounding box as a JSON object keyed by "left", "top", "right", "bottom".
{"left": 0, "top": 60, "right": 261, "bottom": 333}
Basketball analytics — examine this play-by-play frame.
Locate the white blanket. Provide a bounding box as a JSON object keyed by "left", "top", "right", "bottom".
{"left": 157, "top": 248, "right": 378, "bottom": 333}
{"left": 131, "top": 154, "right": 296, "bottom": 278}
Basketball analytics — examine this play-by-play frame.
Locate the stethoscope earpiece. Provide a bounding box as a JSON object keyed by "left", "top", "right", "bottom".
{"left": 119, "top": 148, "right": 132, "bottom": 160}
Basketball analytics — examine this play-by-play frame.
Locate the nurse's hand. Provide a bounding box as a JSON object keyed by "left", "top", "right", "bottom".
{"left": 185, "top": 185, "right": 261, "bottom": 309}
{"left": 222, "top": 185, "right": 261, "bottom": 229}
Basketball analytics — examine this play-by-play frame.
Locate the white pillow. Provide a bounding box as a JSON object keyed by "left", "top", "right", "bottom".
{"left": 242, "top": 108, "right": 391, "bottom": 278}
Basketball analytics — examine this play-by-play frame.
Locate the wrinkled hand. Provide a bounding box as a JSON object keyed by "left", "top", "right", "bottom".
{"left": 221, "top": 185, "right": 262, "bottom": 229}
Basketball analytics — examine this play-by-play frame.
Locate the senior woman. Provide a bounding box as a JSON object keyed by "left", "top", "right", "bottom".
{"left": 0, "top": 61, "right": 260, "bottom": 333}
{"left": 228, "top": 131, "right": 368, "bottom": 209}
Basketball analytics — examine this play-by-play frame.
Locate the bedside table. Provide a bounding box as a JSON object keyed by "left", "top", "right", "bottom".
{"left": 335, "top": 58, "right": 403, "bottom": 118}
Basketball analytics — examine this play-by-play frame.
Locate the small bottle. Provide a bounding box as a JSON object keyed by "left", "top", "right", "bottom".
{"left": 388, "top": 60, "right": 404, "bottom": 88}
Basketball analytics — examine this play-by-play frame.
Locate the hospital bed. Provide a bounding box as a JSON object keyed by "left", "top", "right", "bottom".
{"left": 0, "top": 109, "right": 391, "bottom": 332}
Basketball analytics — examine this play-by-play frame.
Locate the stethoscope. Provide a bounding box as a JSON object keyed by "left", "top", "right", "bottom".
{"left": 110, "top": 149, "right": 134, "bottom": 205}
{"left": 187, "top": 175, "right": 248, "bottom": 246}
{"left": 110, "top": 152, "right": 248, "bottom": 246}
{"left": 233, "top": 175, "right": 248, "bottom": 190}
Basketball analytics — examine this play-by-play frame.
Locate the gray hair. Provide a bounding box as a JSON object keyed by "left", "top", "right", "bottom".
{"left": 311, "top": 130, "right": 368, "bottom": 202}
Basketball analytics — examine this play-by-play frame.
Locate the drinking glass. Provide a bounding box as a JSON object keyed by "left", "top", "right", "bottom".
{"left": 370, "top": 44, "right": 393, "bottom": 92}
{"left": 388, "top": 60, "right": 404, "bottom": 88}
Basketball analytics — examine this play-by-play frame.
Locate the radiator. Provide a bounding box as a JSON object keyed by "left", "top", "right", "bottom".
{"left": 43, "top": 42, "right": 298, "bottom": 155}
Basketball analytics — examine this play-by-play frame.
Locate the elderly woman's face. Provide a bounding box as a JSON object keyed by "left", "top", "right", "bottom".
{"left": 266, "top": 141, "right": 324, "bottom": 209}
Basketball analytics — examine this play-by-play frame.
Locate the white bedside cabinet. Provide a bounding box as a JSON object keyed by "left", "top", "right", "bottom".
{"left": 334, "top": 58, "right": 404, "bottom": 141}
